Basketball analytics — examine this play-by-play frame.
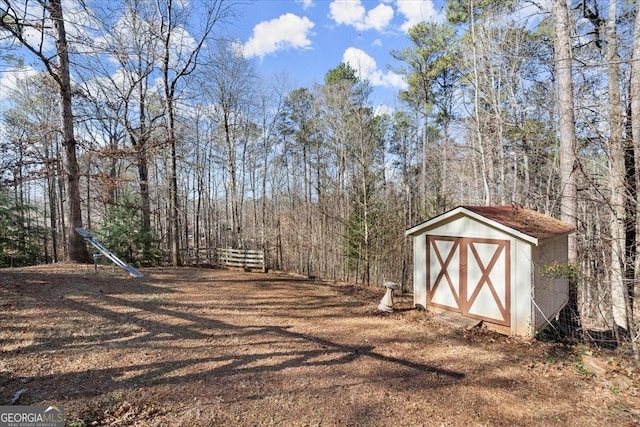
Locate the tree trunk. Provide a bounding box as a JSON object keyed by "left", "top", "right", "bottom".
{"left": 168, "top": 117, "right": 182, "bottom": 266}
{"left": 552, "top": 0, "right": 577, "bottom": 261}
{"left": 137, "top": 82, "right": 151, "bottom": 234}
{"left": 160, "top": 0, "right": 182, "bottom": 267}
{"left": 49, "top": 0, "right": 90, "bottom": 263}
{"left": 606, "top": 0, "right": 628, "bottom": 329}
{"left": 551, "top": 0, "right": 581, "bottom": 339}
{"left": 469, "top": 1, "right": 491, "bottom": 205}
{"left": 223, "top": 111, "right": 240, "bottom": 248}
{"left": 629, "top": 0, "right": 640, "bottom": 363}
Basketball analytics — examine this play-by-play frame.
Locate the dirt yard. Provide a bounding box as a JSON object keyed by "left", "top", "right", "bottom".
{"left": 0, "top": 264, "right": 638, "bottom": 426}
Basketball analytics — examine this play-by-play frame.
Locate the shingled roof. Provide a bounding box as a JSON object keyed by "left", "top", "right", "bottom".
{"left": 461, "top": 205, "right": 575, "bottom": 241}
{"left": 406, "top": 205, "right": 575, "bottom": 243}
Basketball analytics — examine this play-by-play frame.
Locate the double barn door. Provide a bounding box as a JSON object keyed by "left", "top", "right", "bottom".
{"left": 427, "top": 236, "right": 511, "bottom": 327}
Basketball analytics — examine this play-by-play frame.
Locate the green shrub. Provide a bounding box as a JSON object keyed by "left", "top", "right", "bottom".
{"left": 98, "top": 192, "right": 164, "bottom": 266}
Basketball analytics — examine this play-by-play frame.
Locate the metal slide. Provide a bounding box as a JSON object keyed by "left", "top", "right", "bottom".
{"left": 75, "top": 227, "right": 144, "bottom": 277}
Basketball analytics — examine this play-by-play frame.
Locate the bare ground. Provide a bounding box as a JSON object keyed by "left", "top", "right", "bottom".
{"left": 0, "top": 264, "right": 638, "bottom": 426}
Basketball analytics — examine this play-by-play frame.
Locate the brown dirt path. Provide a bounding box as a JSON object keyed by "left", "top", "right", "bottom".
{"left": 0, "top": 264, "right": 638, "bottom": 426}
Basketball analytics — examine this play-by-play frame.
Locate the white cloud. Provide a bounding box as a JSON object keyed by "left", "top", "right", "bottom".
{"left": 329, "top": 1, "right": 365, "bottom": 27}
{"left": 509, "top": 0, "right": 550, "bottom": 26}
{"left": 295, "top": 0, "right": 314, "bottom": 10}
{"left": 342, "top": 47, "right": 406, "bottom": 89}
{"left": 343, "top": 47, "right": 377, "bottom": 78}
{"left": 61, "top": 0, "right": 105, "bottom": 51}
{"left": 329, "top": 0, "right": 394, "bottom": 31}
{"left": 396, "top": 0, "right": 441, "bottom": 32}
{"left": 168, "top": 25, "right": 198, "bottom": 67}
{"left": 82, "top": 70, "right": 129, "bottom": 101}
{"left": 365, "top": 3, "right": 395, "bottom": 30}
{"left": 0, "top": 67, "right": 40, "bottom": 96}
{"left": 0, "top": 1, "right": 56, "bottom": 52}
{"left": 242, "top": 13, "right": 315, "bottom": 59}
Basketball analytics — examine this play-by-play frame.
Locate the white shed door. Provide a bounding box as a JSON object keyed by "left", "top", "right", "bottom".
{"left": 426, "top": 236, "right": 511, "bottom": 327}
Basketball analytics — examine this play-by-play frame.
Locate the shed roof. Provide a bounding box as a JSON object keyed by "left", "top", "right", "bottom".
{"left": 406, "top": 205, "right": 575, "bottom": 245}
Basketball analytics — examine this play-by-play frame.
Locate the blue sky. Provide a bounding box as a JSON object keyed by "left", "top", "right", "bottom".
{"left": 230, "top": 0, "right": 445, "bottom": 107}
{"left": 0, "top": 0, "right": 445, "bottom": 113}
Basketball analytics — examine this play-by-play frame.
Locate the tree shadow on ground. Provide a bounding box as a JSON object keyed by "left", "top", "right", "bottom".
{"left": 1, "top": 268, "right": 464, "bottom": 408}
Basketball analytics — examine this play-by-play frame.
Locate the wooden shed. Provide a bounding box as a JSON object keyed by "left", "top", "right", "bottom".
{"left": 405, "top": 205, "right": 575, "bottom": 336}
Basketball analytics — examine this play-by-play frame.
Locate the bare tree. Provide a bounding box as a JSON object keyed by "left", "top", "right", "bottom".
{"left": 1, "top": 0, "right": 90, "bottom": 262}
{"left": 201, "top": 40, "right": 257, "bottom": 249}
{"left": 104, "top": 0, "right": 162, "bottom": 235}
{"left": 85, "top": 0, "right": 169, "bottom": 255}
{"left": 154, "top": 0, "right": 232, "bottom": 265}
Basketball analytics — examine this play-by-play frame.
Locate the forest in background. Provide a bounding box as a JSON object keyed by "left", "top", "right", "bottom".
{"left": 1, "top": 0, "right": 639, "bottom": 357}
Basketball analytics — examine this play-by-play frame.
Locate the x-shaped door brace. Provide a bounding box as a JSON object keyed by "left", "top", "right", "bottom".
{"left": 428, "top": 236, "right": 510, "bottom": 325}
{"left": 431, "top": 238, "right": 460, "bottom": 304}
{"left": 467, "top": 241, "right": 507, "bottom": 316}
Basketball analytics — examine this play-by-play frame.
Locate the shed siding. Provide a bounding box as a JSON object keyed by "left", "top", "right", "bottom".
{"left": 512, "top": 238, "right": 533, "bottom": 335}
{"left": 531, "top": 236, "right": 570, "bottom": 330}
{"left": 413, "top": 233, "right": 427, "bottom": 309}
{"left": 426, "top": 215, "right": 512, "bottom": 240}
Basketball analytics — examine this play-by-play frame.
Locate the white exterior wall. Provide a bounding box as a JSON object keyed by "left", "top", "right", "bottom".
{"left": 413, "top": 233, "right": 427, "bottom": 309}
{"left": 421, "top": 215, "right": 507, "bottom": 240}
{"left": 511, "top": 238, "right": 533, "bottom": 336}
{"left": 531, "top": 236, "right": 570, "bottom": 330}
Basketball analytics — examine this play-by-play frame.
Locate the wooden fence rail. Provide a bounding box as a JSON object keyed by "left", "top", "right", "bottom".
{"left": 217, "top": 248, "right": 265, "bottom": 271}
